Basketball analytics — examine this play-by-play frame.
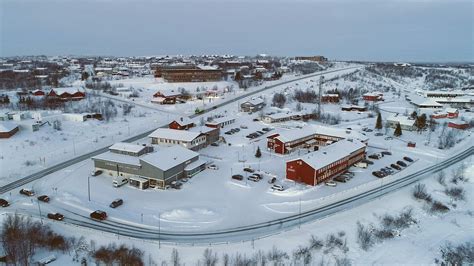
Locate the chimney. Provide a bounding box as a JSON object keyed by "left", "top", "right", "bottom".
{"left": 180, "top": 117, "right": 183, "bottom": 121}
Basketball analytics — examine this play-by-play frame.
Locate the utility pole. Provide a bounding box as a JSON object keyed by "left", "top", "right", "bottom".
{"left": 158, "top": 212, "right": 161, "bottom": 249}
{"left": 88, "top": 175, "right": 91, "bottom": 201}
{"left": 37, "top": 199, "right": 43, "bottom": 225}
{"left": 298, "top": 197, "right": 301, "bottom": 229}
{"left": 318, "top": 76, "right": 324, "bottom": 118}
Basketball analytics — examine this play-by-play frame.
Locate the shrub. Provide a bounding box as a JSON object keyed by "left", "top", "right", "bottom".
{"left": 413, "top": 184, "right": 432, "bottom": 202}
{"left": 356, "top": 221, "right": 374, "bottom": 251}
{"left": 430, "top": 201, "right": 450, "bottom": 213}
{"left": 444, "top": 187, "right": 465, "bottom": 201}
{"left": 437, "top": 242, "right": 474, "bottom": 265}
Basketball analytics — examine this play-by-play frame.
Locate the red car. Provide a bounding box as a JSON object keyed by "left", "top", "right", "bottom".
{"left": 90, "top": 210, "right": 107, "bottom": 221}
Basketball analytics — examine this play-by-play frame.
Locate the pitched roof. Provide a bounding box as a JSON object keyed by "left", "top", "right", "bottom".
{"left": 289, "top": 139, "right": 366, "bottom": 170}
{"left": 92, "top": 151, "right": 141, "bottom": 166}
{"left": 172, "top": 117, "right": 194, "bottom": 126}
{"left": 109, "top": 142, "right": 146, "bottom": 154}
{"left": 274, "top": 125, "right": 369, "bottom": 143}
{"left": 0, "top": 121, "right": 18, "bottom": 132}
{"left": 148, "top": 128, "right": 201, "bottom": 142}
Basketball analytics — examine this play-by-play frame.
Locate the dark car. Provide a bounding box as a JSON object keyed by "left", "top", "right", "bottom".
{"left": 251, "top": 173, "right": 262, "bottom": 179}
{"left": 362, "top": 159, "right": 374, "bottom": 165}
{"left": 397, "top": 160, "right": 408, "bottom": 167}
{"left": 0, "top": 199, "right": 9, "bottom": 207}
{"left": 403, "top": 156, "right": 414, "bottom": 162}
{"left": 171, "top": 181, "right": 182, "bottom": 189}
{"left": 91, "top": 170, "right": 103, "bottom": 176}
{"left": 19, "top": 189, "right": 35, "bottom": 196}
{"left": 391, "top": 164, "right": 402, "bottom": 171}
{"left": 243, "top": 167, "right": 255, "bottom": 173}
{"left": 37, "top": 195, "right": 50, "bottom": 203}
{"left": 90, "top": 210, "right": 107, "bottom": 221}
{"left": 225, "top": 131, "right": 232, "bottom": 135}
{"left": 232, "top": 174, "right": 243, "bottom": 181}
{"left": 210, "top": 143, "right": 219, "bottom": 147}
{"left": 381, "top": 151, "right": 392, "bottom": 156}
{"left": 256, "top": 131, "right": 265, "bottom": 135}
{"left": 262, "top": 128, "right": 272, "bottom": 132}
{"left": 268, "top": 177, "right": 277, "bottom": 184}
{"left": 368, "top": 154, "right": 380, "bottom": 160}
{"left": 375, "top": 132, "right": 383, "bottom": 136}
{"left": 109, "top": 199, "right": 123, "bottom": 208}
{"left": 372, "top": 171, "right": 384, "bottom": 178}
{"left": 47, "top": 213, "right": 64, "bottom": 221}
{"left": 333, "top": 176, "right": 347, "bottom": 183}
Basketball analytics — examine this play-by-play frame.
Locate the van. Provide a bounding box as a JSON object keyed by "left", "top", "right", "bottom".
{"left": 113, "top": 178, "right": 128, "bottom": 187}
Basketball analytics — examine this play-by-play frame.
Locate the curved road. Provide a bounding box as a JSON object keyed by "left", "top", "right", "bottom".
{"left": 26, "top": 145, "right": 474, "bottom": 243}
{"left": 0, "top": 66, "right": 359, "bottom": 194}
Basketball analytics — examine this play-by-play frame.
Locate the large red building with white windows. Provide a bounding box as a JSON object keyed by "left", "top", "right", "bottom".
{"left": 286, "top": 139, "right": 366, "bottom": 186}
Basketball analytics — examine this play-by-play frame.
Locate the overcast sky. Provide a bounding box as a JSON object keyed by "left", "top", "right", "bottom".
{"left": 1, "top": 0, "right": 472, "bottom": 62}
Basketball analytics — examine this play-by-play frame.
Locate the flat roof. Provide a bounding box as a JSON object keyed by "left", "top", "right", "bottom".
{"left": 0, "top": 121, "right": 18, "bottom": 132}
{"left": 109, "top": 142, "right": 146, "bottom": 154}
{"left": 92, "top": 151, "right": 141, "bottom": 166}
{"left": 140, "top": 146, "right": 198, "bottom": 171}
{"left": 149, "top": 128, "right": 201, "bottom": 142}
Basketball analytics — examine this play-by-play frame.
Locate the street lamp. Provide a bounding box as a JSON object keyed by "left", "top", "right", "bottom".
{"left": 88, "top": 175, "right": 91, "bottom": 201}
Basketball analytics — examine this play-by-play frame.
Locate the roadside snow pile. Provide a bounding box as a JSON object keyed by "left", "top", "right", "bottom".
{"left": 161, "top": 208, "right": 221, "bottom": 224}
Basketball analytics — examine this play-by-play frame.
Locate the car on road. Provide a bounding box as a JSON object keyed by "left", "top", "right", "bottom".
{"left": 91, "top": 170, "right": 103, "bottom": 176}
{"left": 207, "top": 164, "right": 219, "bottom": 170}
{"left": 243, "top": 167, "right": 255, "bottom": 173}
{"left": 109, "top": 199, "right": 123, "bottom": 208}
{"left": 325, "top": 181, "right": 337, "bottom": 187}
{"left": 232, "top": 174, "right": 243, "bottom": 181}
{"left": 271, "top": 184, "right": 284, "bottom": 191}
{"left": 403, "top": 156, "right": 414, "bottom": 162}
{"left": 247, "top": 176, "right": 259, "bottom": 182}
{"left": 90, "top": 210, "right": 107, "bottom": 221}
{"left": 381, "top": 151, "right": 392, "bottom": 156}
{"left": 37, "top": 195, "right": 50, "bottom": 203}
{"left": 47, "top": 213, "right": 64, "bottom": 221}
{"left": 397, "top": 160, "right": 407, "bottom": 167}
{"left": 0, "top": 199, "right": 10, "bottom": 207}
{"left": 391, "top": 164, "right": 402, "bottom": 171}
{"left": 19, "top": 189, "right": 35, "bottom": 196}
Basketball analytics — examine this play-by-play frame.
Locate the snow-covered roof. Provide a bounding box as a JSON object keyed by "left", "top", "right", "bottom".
{"left": 291, "top": 139, "right": 366, "bottom": 170}
{"left": 445, "top": 108, "right": 458, "bottom": 113}
{"left": 184, "top": 158, "right": 206, "bottom": 171}
{"left": 109, "top": 142, "right": 146, "bottom": 154}
{"left": 50, "top": 87, "right": 84, "bottom": 95}
{"left": 242, "top": 98, "right": 265, "bottom": 106}
{"left": 148, "top": 128, "right": 201, "bottom": 142}
{"left": 155, "top": 90, "right": 181, "bottom": 97}
{"left": 140, "top": 146, "right": 198, "bottom": 171}
{"left": 409, "top": 96, "right": 443, "bottom": 107}
{"left": 274, "top": 125, "right": 368, "bottom": 143}
{"left": 387, "top": 115, "right": 415, "bottom": 127}
{"left": 209, "top": 116, "right": 236, "bottom": 124}
{"left": 0, "top": 121, "right": 18, "bottom": 132}
{"left": 172, "top": 117, "right": 194, "bottom": 126}
{"left": 92, "top": 151, "right": 141, "bottom": 166}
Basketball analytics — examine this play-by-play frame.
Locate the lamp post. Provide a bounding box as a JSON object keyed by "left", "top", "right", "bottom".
{"left": 158, "top": 212, "right": 161, "bottom": 249}
{"left": 88, "top": 175, "right": 91, "bottom": 201}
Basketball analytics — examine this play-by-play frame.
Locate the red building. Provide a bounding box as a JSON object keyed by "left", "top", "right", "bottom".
{"left": 48, "top": 88, "right": 85, "bottom": 101}
{"left": 446, "top": 108, "right": 459, "bottom": 119}
{"left": 448, "top": 121, "right": 469, "bottom": 130}
{"left": 321, "top": 94, "right": 340, "bottom": 103}
{"left": 152, "top": 90, "right": 182, "bottom": 104}
{"left": 267, "top": 126, "right": 368, "bottom": 155}
{"left": 363, "top": 92, "right": 383, "bottom": 102}
{"left": 431, "top": 112, "right": 448, "bottom": 119}
{"left": 169, "top": 117, "right": 195, "bottom": 130}
{"left": 0, "top": 122, "right": 19, "bottom": 139}
{"left": 31, "top": 89, "right": 45, "bottom": 96}
{"left": 286, "top": 140, "right": 366, "bottom": 186}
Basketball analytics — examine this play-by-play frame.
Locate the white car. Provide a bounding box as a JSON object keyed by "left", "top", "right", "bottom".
{"left": 325, "top": 181, "right": 337, "bottom": 187}
{"left": 271, "top": 184, "right": 284, "bottom": 191}
{"left": 207, "top": 164, "right": 219, "bottom": 170}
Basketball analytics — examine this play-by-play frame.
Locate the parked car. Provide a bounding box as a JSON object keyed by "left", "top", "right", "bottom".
{"left": 225, "top": 131, "right": 232, "bottom": 135}
{"left": 233, "top": 128, "right": 240, "bottom": 132}
{"left": 113, "top": 178, "right": 128, "bottom": 188}
{"left": 403, "top": 156, "right": 414, "bottom": 162}
{"left": 397, "top": 161, "right": 407, "bottom": 167}
{"left": 271, "top": 184, "right": 284, "bottom": 191}
{"left": 171, "top": 181, "right": 182, "bottom": 189}
{"left": 375, "top": 133, "right": 383, "bottom": 136}
{"left": 210, "top": 143, "right": 219, "bottom": 147}
{"left": 243, "top": 167, "right": 255, "bottom": 173}
{"left": 391, "top": 164, "right": 402, "bottom": 170}
{"left": 325, "top": 181, "right": 337, "bottom": 187}
{"left": 381, "top": 151, "right": 392, "bottom": 156}
{"left": 362, "top": 159, "right": 374, "bottom": 165}
{"left": 0, "top": 199, "right": 9, "bottom": 207}
{"left": 251, "top": 173, "right": 262, "bottom": 179}
{"left": 368, "top": 154, "right": 381, "bottom": 160}
{"left": 252, "top": 118, "right": 259, "bottom": 121}
{"left": 262, "top": 127, "right": 273, "bottom": 132}
{"left": 19, "top": 188, "right": 35, "bottom": 196}
{"left": 37, "top": 195, "right": 50, "bottom": 203}
{"left": 372, "top": 171, "right": 384, "bottom": 178}
{"left": 256, "top": 130, "right": 265, "bottom": 135}
{"left": 47, "top": 213, "right": 64, "bottom": 221}
{"left": 333, "top": 176, "right": 347, "bottom": 183}
{"left": 207, "top": 164, "right": 219, "bottom": 170}
{"left": 232, "top": 174, "right": 243, "bottom": 181}
{"left": 268, "top": 177, "right": 277, "bottom": 184}
{"left": 90, "top": 210, "right": 107, "bottom": 221}
{"left": 384, "top": 136, "right": 393, "bottom": 140}
{"left": 180, "top": 178, "right": 189, "bottom": 183}
{"left": 247, "top": 176, "right": 259, "bottom": 182}
{"left": 91, "top": 170, "right": 103, "bottom": 176}
{"left": 366, "top": 129, "right": 373, "bottom": 132}
{"left": 109, "top": 199, "right": 123, "bottom": 208}
{"left": 240, "top": 125, "right": 248, "bottom": 129}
